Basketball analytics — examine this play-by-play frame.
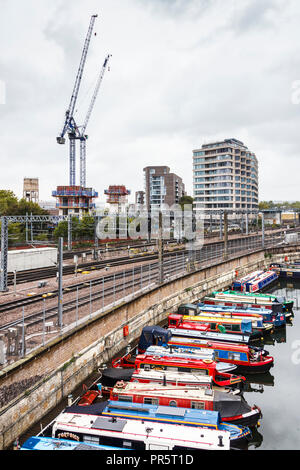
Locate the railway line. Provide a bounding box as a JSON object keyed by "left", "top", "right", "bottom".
{"left": 0, "top": 263, "right": 160, "bottom": 332}
{"left": 0, "top": 231, "right": 287, "bottom": 334}
{"left": 6, "top": 231, "right": 281, "bottom": 286}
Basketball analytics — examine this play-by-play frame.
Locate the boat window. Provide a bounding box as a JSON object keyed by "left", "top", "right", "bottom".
{"left": 169, "top": 400, "right": 177, "bottom": 407}
{"left": 228, "top": 353, "right": 240, "bottom": 361}
{"left": 178, "top": 367, "right": 190, "bottom": 373}
{"left": 191, "top": 368, "right": 208, "bottom": 375}
{"left": 83, "top": 435, "right": 99, "bottom": 445}
{"left": 166, "top": 366, "right": 177, "bottom": 371}
{"left": 144, "top": 398, "right": 159, "bottom": 405}
{"left": 118, "top": 395, "right": 133, "bottom": 402}
{"left": 99, "top": 435, "right": 146, "bottom": 450}
{"left": 232, "top": 324, "right": 240, "bottom": 332}
{"left": 211, "top": 323, "right": 216, "bottom": 329}
{"left": 191, "top": 401, "right": 205, "bottom": 409}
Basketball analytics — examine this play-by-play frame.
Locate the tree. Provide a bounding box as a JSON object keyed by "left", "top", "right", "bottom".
{"left": 179, "top": 195, "right": 194, "bottom": 210}
{"left": 0, "top": 190, "right": 19, "bottom": 215}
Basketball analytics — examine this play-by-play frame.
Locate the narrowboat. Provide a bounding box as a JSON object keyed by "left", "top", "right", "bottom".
{"left": 20, "top": 435, "right": 127, "bottom": 451}
{"left": 244, "top": 270, "right": 278, "bottom": 293}
{"left": 232, "top": 270, "right": 264, "bottom": 291}
{"left": 196, "top": 303, "right": 289, "bottom": 327}
{"left": 50, "top": 409, "right": 231, "bottom": 450}
{"left": 101, "top": 366, "right": 217, "bottom": 391}
{"left": 138, "top": 324, "right": 251, "bottom": 346}
{"left": 168, "top": 313, "right": 270, "bottom": 339}
{"left": 113, "top": 348, "right": 245, "bottom": 388}
{"left": 109, "top": 381, "right": 262, "bottom": 427}
{"left": 205, "top": 290, "right": 293, "bottom": 312}
{"left": 270, "top": 263, "right": 300, "bottom": 280}
{"left": 102, "top": 400, "right": 252, "bottom": 448}
{"left": 136, "top": 325, "right": 274, "bottom": 374}
{"left": 215, "top": 290, "right": 293, "bottom": 311}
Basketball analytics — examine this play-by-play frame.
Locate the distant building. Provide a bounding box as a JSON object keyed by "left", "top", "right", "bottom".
{"left": 52, "top": 186, "right": 98, "bottom": 217}
{"left": 23, "top": 178, "right": 39, "bottom": 203}
{"left": 104, "top": 185, "right": 131, "bottom": 213}
{"left": 135, "top": 191, "right": 145, "bottom": 206}
{"left": 39, "top": 200, "right": 59, "bottom": 216}
{"left": 143, "top": 166, "right": 186, "bottom": 213}
{"left": 193, "top": 138, "right": 258, "bottom": 218}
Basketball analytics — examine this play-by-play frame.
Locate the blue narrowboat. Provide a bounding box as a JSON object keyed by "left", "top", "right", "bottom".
{"left": 245, "top": 270, "right": 279, "bottom": 293}
{"left": 270, "top": 263, "right": 300, "bottom": 280}
{"left": 102, "top": 400, "right": 251, "bottom": 448}
{"left": 232, "top": 270, "right": 264, "bottom": 291}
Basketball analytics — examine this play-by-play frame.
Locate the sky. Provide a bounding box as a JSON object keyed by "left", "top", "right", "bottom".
{"left": 0, "top": 0, "right": 300, "bottom": 204}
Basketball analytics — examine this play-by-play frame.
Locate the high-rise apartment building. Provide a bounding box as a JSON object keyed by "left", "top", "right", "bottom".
{"left": 143, "top": 166, "right": 186, "bottom": 212}
{"left": 193, "top": 138, "right": 258, "bottom": 218}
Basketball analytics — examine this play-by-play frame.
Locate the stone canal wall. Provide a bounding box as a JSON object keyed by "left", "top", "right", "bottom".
{"left": 0, "top": 246, "right": 299, "bottom": 449}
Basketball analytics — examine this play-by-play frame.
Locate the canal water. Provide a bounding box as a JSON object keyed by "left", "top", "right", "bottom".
{"left": 241, "top": 278, "right": 300, "bottom": 450}
{"left": 16, "top": 278, "right": 300, "bottom": 451}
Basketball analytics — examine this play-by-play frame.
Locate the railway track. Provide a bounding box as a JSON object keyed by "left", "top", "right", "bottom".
{"left": 0, "top": 263, "right": 160, "bottom": 332}
{"left": 0, "top": 262, "right": 159, "bottom": 315}
{"left": 6, "top": 232, "right": 271, "bottom": 286}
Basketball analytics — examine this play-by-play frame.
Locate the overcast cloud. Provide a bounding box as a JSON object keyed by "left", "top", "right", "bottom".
{"left": 0, "top": 0, "right": 300, "bottom": 203}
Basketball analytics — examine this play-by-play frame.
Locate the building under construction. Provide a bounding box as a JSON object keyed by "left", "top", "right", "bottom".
{"left": 52, "top": 186, "right": 98, "bottom": 216}
{"left": 104, "top": 185, "right": 131, "bottom": 212}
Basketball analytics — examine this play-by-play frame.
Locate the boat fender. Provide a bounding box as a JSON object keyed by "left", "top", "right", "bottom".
{"left": 203, "top": 359, "right": 213, "bottom": 364}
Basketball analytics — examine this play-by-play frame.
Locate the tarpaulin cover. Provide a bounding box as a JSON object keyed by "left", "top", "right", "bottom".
{"left": 101, "top": 367, "right": 134, "bottom": 387}
{"left": 213, "top": 391, "right": 252, "bottom": 418}
{"left": 138, "top": 326, "right": 172, "bottom": 352}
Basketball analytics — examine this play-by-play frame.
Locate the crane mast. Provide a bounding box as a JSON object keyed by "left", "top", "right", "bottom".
{"left": 57, "top": 14, "right": 98, "bottom": 186}
{"left": 79, "top": 54, "right": 112, "bottom": 187}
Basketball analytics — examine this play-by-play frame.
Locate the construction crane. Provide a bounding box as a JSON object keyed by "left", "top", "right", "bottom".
{"left": 79, "top": 54, "right": 112, "bottom": 188}
{"left": 56, "top": 14, "right": 98, "bottom": 186}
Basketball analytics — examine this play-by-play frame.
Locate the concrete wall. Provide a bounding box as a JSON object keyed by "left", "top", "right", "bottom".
{"left": 5, "top": 248, "right": 57, "bottom": 272}
{"left": 0, "top": 246, "right": 299, "bottom": 449}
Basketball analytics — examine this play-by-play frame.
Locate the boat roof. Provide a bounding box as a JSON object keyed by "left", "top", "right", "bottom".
{"left": 136, "top": 353, "right": 217, "bottom": 368}
{"left": 221, "top": 290, "right": 277, "bottom": 299}
{"left": 235, "top": 270, "right": 264, "bottom": 283}
{"left": 52, "top": 411, "right": 230, "bottom": 450}
{"left": 104, "top": 400, "right": 221, "bottom": 426}
{"left": 132, "top": 369, "right": 214, "bottom": 385}
{"left": 199, "top": 303, "right": 272, "bottom": 315}
{"left": 21, "top": 436, "right": 126, "bottom": 451}
{"left": 196, "top": 311, "right": 262, "bottom": 319}
{"left": 168, "top": 332, "right": 250, "bottom": 352}
{"left": 181, "top": 315, "right": 253, "bottom": 325}
{"left": 169, "top": 327, "right": 250, "bottom": 345}
{"left": 112, "top": 382, "right": 218, "bottom": 400}
{"left": 145, "top": 345, "right": 215, "bottom": 361}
